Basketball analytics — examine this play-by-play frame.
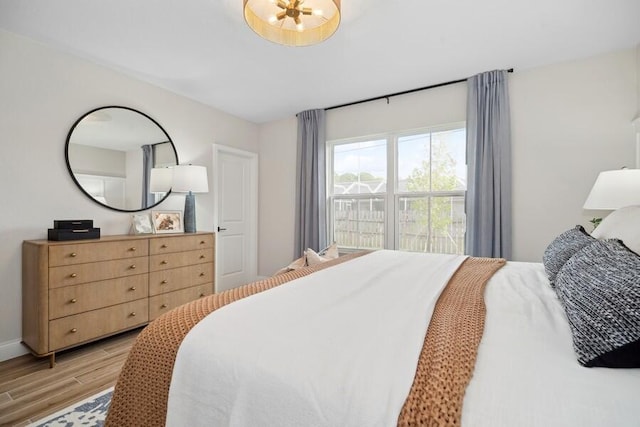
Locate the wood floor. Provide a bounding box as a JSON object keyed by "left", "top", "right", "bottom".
{"left": 0, "top": 328, "right": 141, "bottom": 427}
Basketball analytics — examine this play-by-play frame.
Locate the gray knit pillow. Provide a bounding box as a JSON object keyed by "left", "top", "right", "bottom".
{"left": 542, "top": 225, "right": 594, "bottom": 286}
{"left": 555, "top": 239, "right": 640, "bottom": 368}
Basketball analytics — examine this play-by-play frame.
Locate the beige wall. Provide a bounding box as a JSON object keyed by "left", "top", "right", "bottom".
{"left": 325, "top": 83, "right": 467, "bottom": 140}
{"left": 637, "top": 44, "right": 640, "bottom": 119}
{"left": 510, "top": 49, "right": 636, "bottom": 261}
{"left": 635, "top": 44, "right": 640, "bottom": 167}
{"left": 258, "top": 48, "right": 638, "bottom": 275}
{"left": 257, "top": 117, "right": 297, "bottom": 275}
{"left": 0, "top": 30, "right": 258, "bottom": 360}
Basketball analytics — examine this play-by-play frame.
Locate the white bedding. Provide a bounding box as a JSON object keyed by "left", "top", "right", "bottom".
{"left": 167, "top": 251, "right": 466, "bottom": 426}
{"left": 166, "top": 251, "right": 640, "bottom": 427}
{"left": 463, "top": 261, "right": 640, "bottom": 427}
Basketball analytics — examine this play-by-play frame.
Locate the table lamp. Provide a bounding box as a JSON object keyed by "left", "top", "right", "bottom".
{"left": 583, "top": 168, "right": 640, "bottom": 228}
{"left": 171, "top": 165, "right": 209, "bottom": 233}
{"left": 584, "top": 168, "right": 640, "bottom": 210}
{"left": 149, "top": 167, "right": 173, "bottom": 193}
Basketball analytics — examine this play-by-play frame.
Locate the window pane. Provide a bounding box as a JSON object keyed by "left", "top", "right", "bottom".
{"left": 332, "top": 198, "right": 384, "bottom": 250}
{"left": 398, "top": 128, "right": 466, "bottom": 193}
{"left": 398, "top": 133, "right": 430, "bottom": 192}
{"left": 398, "top": 195, "right": 465, "bottom": 254}
{"left": 431, "top": 128, "right": 466, "bottom": 191}
{"left": 333, "top": 140, "right": 387, "bottom": 194}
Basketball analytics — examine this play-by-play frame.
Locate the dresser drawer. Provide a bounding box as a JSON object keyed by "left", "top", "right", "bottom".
{"left": 148, "top": 262, "right": 214, "bottom": 296}
{"left": 48, "top": 256, "right": 148, "bottom": 289}
{"left": 49, "top": 275, "right": 148, "bottom": 319}
{"left": 149, "top": 234, "right": 214, "bottom": 255}
{"left": 148, "top": 284, "right": 212, "bottom": 321}
{"left": 49, "top": 299, "right": 148, "bottom": 351}
{"left": 49, "top": 240, "right": 148, "bottom": 267}
{"left": 149, "top": 249, "right": 212, "bottom": 272}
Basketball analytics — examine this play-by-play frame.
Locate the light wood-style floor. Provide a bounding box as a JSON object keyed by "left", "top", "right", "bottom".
{"left": 0, "top": 328, "right": 141, "bottom": 427}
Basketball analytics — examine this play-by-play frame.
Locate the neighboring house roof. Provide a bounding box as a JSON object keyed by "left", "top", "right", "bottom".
{"left": 333, "top": 180, "right": 386, "bottom": 195}
{"left": 334, "top": 177, "right": 466, "bottom": 195}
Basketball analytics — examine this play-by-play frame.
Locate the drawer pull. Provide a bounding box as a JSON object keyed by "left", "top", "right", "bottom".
{"left": 70, "top": 252, "right": 77, "bottom": 257}
{"left": 70, "top": 298, "right": 77, "bottom": 304}
{"left": 199, "top": 255, "right": 206, "bottom": 259}
{"left": 161, "top": 280, "right": 168, "bottom": 284}
{"left": 130, "top": 286, "right": 136, "bottom": 291}
{"left": 130, "top": 312, "right": 136, "bottom": 317}
{"left": 70, "top": 328, "right": 78, "bottom": 333}
{"left": 199, "top": 293, "right": 206, "bottom": 297}
{"left": 199, "top": 272, "right": 205, "bottom": 277}
{"left": 129, "top": 264, "right": 136, "bottom": 269}
{"left": 161, "top": 244, "right": 168, "bottom": 248}
{"left": 161, "top": 304, "right": 167, "bottom": 309}
{"left": 70, "top": 273, "right": 77, "bottom": 278}
{"left": 200, "top": 240, "right": 205, "bottom": 244}
{"left": 129, "top": 247, "right": 136, "bottom": 252}
{"left": 161, "top": 260, "right": 168, "bottom": 265}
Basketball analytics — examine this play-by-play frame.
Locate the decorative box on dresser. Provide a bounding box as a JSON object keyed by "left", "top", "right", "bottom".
{"left": 22, "top": 232, "right": 214, "bottom": 367}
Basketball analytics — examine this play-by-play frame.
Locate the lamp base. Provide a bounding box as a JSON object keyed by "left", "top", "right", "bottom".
{"left": 184, "top": 192, "right": 196, "bottom": 233}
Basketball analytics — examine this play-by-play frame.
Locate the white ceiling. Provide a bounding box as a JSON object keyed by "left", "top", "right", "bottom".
{"left": 1, "top": 0, "right": 639, "bottom": 124}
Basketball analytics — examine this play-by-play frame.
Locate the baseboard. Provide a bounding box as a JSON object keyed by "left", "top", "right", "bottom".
{"left": 0, "top": 339, "right": 29, "bottom": 362}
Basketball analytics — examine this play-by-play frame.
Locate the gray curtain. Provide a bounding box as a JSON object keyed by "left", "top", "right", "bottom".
{"left": 465, "top": 70, "right": 512, "bottom": 259}
{"left": 294, "top": 109, "right": 327, "bottom": 257}
{"left": 141, "top": 144, "right": 154, "bottom": 208}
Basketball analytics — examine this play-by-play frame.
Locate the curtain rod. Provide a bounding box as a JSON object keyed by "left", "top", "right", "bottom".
{"left": 325, "top": 68, "right": 514, "bottom": 112}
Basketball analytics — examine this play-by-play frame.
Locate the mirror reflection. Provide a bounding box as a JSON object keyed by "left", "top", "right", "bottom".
{"left": 65, "top": 106, "right": 178, "bottom": 212}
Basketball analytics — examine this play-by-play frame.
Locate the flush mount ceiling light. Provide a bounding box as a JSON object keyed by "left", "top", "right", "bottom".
{"left": 243, "top": 0, "right": 341, "bottom": 47}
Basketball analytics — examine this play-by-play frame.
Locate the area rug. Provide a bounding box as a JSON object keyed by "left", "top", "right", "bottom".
{"left": 28, "top": 387, "right": 113, "bottom": 427}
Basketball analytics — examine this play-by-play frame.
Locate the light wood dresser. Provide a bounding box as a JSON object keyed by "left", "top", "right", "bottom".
{"left": 22, "top": 232, "right": 214, "bottom": 366}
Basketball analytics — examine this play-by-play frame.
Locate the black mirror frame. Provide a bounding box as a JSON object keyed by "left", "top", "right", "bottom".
{"left": 64, "top": 106, "right": 179, "bottom": 213}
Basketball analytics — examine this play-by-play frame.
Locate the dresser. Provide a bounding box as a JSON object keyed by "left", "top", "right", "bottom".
{"left": 22, "top": 232, "right": 214, "bottom": 366}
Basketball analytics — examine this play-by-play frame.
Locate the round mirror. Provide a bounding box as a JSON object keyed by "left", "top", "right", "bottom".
{"left": 65, "top": 106, "right": 179, "bottom": 212}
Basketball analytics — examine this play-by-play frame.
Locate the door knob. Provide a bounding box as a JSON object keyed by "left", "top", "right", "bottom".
{"left": 217, "top": 226, "right": 227, "bottom": 232}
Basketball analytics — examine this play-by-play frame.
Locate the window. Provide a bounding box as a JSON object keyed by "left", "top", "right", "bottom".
{"left": 327, "top": 124, "right": 466, "bottom": 255}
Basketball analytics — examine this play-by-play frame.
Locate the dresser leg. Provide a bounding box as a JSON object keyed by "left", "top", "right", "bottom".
{"left": 49, "top": 352, "right": 55, "bottom": 368}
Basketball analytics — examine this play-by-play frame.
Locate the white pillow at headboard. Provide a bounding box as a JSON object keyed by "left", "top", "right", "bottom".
{"left": 591, "top": 205, "right": 640, "bottom": 254}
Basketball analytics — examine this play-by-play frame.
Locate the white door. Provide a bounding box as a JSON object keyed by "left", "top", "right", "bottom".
{"left": 212, "top": 144, "right": 258, "bottom": 292}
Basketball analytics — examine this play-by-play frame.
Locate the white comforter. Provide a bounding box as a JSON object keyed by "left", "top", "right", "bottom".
{"left": 167, "top": 251, "right": 640, "bottom": 427}
{"left": 463, "top": 261, "right": 640, "bottom": 427}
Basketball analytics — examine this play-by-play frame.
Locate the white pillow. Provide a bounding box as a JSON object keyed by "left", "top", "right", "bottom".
{"left": 319, "top": 242, "right": 339, "bottom": 260}
{"left": 591, "top": 205, "right": 640, "bottom": 254}
{"left": 304, "top": 248, "right": 326, "bottom": 267}
{"left": 273, "top": 255, "right": 306, "bottom": 276}
{"left": 306, "top": 243, "right": 340, "bottom": 267}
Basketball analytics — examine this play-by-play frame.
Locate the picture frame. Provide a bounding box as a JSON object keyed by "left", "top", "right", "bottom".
{"left": 131, "top": 213, "right": 154, "bottom": 235}
{"left": 151, "top": 210, "right": 184, "bottom": 234}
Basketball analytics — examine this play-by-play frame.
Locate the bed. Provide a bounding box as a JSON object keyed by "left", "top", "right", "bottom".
{"left": 105, "top": 212, "right": 640, "bottom": 426}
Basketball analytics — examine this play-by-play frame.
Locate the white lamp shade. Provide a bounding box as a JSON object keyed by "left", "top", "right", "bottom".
{"left": 149, "top": 167, "right": 173, "bottom": 193}
{"left": 583, "top": 169, "right": 640, "bottom": 210}
{"left": 171, "top": 165, "right": 209, "bottom": 193}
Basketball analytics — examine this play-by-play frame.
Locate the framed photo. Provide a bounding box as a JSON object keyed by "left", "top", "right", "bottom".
{"left": 151, "top": 210, "right": 184, "bottom": 234}
{"left": 131, "top": 213, "right": 154, "bottom": 235}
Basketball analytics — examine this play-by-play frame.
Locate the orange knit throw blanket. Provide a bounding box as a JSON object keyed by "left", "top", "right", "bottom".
{"left": 106, "top": 254, "right": 504, "bottom": 427}
{"left": 398, "top": 256, "right": 506, "bottom": 426}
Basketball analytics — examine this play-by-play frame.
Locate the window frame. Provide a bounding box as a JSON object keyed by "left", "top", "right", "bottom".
{"left": 327, "top": 122, "right": 466, "bottom": 253}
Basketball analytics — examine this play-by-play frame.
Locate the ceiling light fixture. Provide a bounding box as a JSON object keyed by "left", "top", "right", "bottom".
{"left": 243, "top": 0, "right": 341, "bottom": 47}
